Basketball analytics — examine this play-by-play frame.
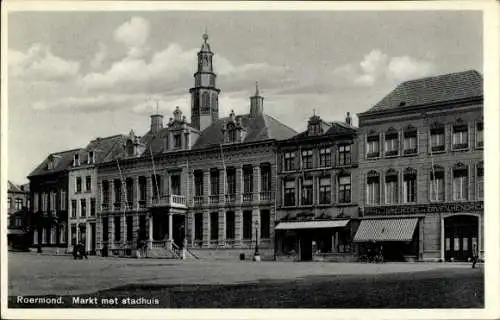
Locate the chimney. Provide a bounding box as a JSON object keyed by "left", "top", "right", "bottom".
{"left": 345, "top": 112, "right": 352, "bottom": 126}
{"left": 150, "top": 114, "right": 164, "bottom": 135}
{"left": 250, "top": 82, "right": 264, "bottom": 117}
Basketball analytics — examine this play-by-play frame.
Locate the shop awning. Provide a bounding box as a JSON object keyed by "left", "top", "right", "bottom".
{"left": 7, "top": 228, "right": 25, "bottom": 235}
{"left": 275, "top": 220, "right": 349, "bottom": 230}
{"left": 353, "top": 218, "right": 419, "bottom": 242}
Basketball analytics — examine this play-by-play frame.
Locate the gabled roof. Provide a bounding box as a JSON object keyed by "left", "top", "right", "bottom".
{"left": 87, "top": 134, "right": 128, "bottom": 163}
{"left": 364, "top": 70, "right": 483, "bottom": 113}
{"left": 28, "top": 148, "right": 83, "bottom": 178}
{"left": 8, "top": 181, "right": 27, "bottom": 193}
{"left": 191, "top": 113, "right": 297, "bottom": 149}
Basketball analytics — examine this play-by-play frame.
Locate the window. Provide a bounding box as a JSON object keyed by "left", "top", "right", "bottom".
{"left": 477, "top": 163, "right": 483, "bottom": 200}
{"left": 319, "top": 177, "right": 331, "bottom": 204}
{"left": 226, "top": 212, "right": 235, "bottom": 240}
{"left": 403, "top": 168, "right": 417, "bottom": 203}
{"left": 33, "top": 193, "right": 39, "bottom": 212}
{"left": 15, "top": 198, "right": 23, "bottom": 210}
{"left": 338, "top": 175, "right": 351, "bottom": 204}
{"left": 8, "top": 198, "right": 12, "bottom": 209}
{"left": 171, "top": 175, "right": 181, "bottom": 195}
{"left": 243, "top": 211, "right": 252, "bottom": 240}
{"left": 126, "top": 140, "right": 134, "bottom": 156}
{"left": 261, "top": 164, "right": 272, "bottom": 192}
{"left": 73, "top": 154, "right": 80, "bottom": 166}
{"left": 102, "top": 181, "right": 110, "bottom": 206}
{"left": 102, "top": 217, "right": 109, "bottom": 242}
{"left": 174, "top": 134, "right": 182, "bottom": 149}
{"left": 243, "top": 166, "right": 253, "bottom": 194}
{"left": 71, "top": 200, "right": 77, "bottom": 218}
{"left": 284, "top": 152, "right": 295, "bottom": 171}
{"left": 476, "top": 122, "right": 483, "bottom": 148}
{"left": 319, "top": 147, "right": 332, "bottom": 167}
{"left": 366, "top": 171, "right": 380, "bottom": 205}
{"left": 42, "top": 193, "right": 48, "bottom": 211}
{"left": 138, "top": 177, "right": 147, "bottom": 202}
{"left": 452, "top": 124, "right": 469, "bottom": 150}
{"left": 85, "top": 176, "right": 91, "bottom": 192}
{"left": 228, "top": 129, "right": 237, "bottom": 143}
{"left": 194, "top": 171, "right": 203, "bottom": 196}
{"left": 260, "top": 210, "right": 270, "bottom": 239}
{"left": 76, "top": 177, "right": 82, "bottom": 193}
{"left": 114, "top": 180, "right": 122, "bottom": 204}
{"left": 430, "top": 166, "right": 445, "bottom": 202}
{"left": 367, "top": 134, "right": 380, "bottom": 158}
{"left": 338, "top": 144, "right": 352, "bottom": 166}
{"left": 194, "top": 213, "right": 203, "bottom": 241}
{"left": 210, "top": 212, "right": 218, "bottom": 241}
{"left": 152, "top": 174, "right": 162, "bottom": 199}
{"left": 385, "top": 170, "right": 398, "bottom": 204}
{"left": 114, "top": 216, "right": 121, "bottom": 241}
{"left": 50, "top": 192, "right": 56, "bottom": 211}
{"left": 284, "top": 180, "right": 296, "bottom": 206}
{"left": 87, "top": 151, "right": 94, "bottom": 164}
{"left": 404, "top": 127, "right": 417, "bottom": 155}
{"left": 90, "top": 198, "right": 96, "bottom": 216}
{"left": 430, "top": 125, "right": 445, "bottom": 152}
{"left": 301, "top": 177, "right": 313, "bottom": 205}
{"left": 126, "top": 216, "right": 133, "bottom": 241}
{"left": 301, "top": 149, "right": 313, "bottom": 169}
{"left": 210, "top": 170, "right": 220, "bottom": 195}
{"left": 453, "top": 165, "right": 468, "bottom": 201}
{"left": 226, "top": 168, "right": 236, "bottom": 195}
{"left": 384, "top": 129, "right": 399, "bottom": 156}
{"left": 202, "top": 92, "right": 210, "bottom": 110}
{"left": 126, "top": 178, "right": 133, "bottom": 206}
{"left": 80, "top": 199, "right": 87, "bottom": 217}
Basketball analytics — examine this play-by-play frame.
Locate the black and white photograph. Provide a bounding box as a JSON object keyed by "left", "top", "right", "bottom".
{"left": 2, "top": 1, "right": 499, "bottom": 319}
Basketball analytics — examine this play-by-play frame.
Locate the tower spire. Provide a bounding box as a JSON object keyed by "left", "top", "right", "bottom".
{"left": 255, "top": 81, "right": 260, "bottom": 96}
{"left": 203, "top": 27, "right": 208, "bottom": 43}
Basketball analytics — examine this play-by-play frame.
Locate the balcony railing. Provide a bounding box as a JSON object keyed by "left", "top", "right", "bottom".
{"left": 431, "top": 145, "right": 445, "bottom": 153}
{"left": 113, "top": 203, "right": 121, "bottom": 210}
{"left": 151, "top": 194, "right": 187, "bottom": 208}
{"left": 260, "top": 191, "right": 272, "bottom": 201}
{"left": 209, "top": 195, "right": 219, "bottom": 204}
{"left": 193, "top": 196, "right": 204, "bottom": 206}
{"left": 453, "top": 143, "right": 469, "bottom": 150}
{"left": 404, "top": 148, "right": 417, "bottom": 155}
{"left": 225, "top": 194, "right": 236, "bottom": 204}
{"left": 242, "top": 193, "right": 253, "bottom": 202}
{"left": 102, "top": 203, "right": 110, "bottom": 211}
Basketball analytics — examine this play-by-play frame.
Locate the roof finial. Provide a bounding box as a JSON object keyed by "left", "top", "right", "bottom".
{"left": 155, "top": 99, "right": 159, "bottom": 115}
{"left": 203, "top": 27, "right": 209, "bottom": 43}
{"left": 313, "top": 108, "right": 316, "bottom": 116}
{"left": 255, "top": 81, "right": 259, "bottom": 96}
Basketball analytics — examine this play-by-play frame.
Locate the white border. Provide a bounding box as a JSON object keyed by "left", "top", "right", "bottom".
{"left": 1, "top": 1, "right": 499, "bottom": 320}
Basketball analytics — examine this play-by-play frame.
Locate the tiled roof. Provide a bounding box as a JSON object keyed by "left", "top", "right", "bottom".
{"left": 365, "top": 70, "right": 483, "bottom": 113}
{"left": 191, "top": 113, "right": 297, "bottom": 149}
{"left": 8, "top": 181, "right": 26, "bottom": 193}
{"left": 292, "top": 121, "right": 356, "bottom": 139}
{"left": 28, "top": 148, "right": 83, "bottom": 177}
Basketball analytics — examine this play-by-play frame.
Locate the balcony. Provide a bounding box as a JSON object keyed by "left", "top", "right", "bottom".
{"left": 193, "top": 196, "right": 204, "bottom": 206}
{"left": 260, "top": 191, "right": 272, "bottom": 202}
{"left": 242, "top": 193, "right": 253, "bottom": 203}
{"left": 431, "top": 145, "right": 445, "bottom": 153}
{"left": 225, "top": 194, "right": 236, "bottom": 204}
{"left": 209, "top": 195, "right": 219, "bottom": 204}
{"left": 403, "top": 148, "right": 417, "bottom": 155}
{"left": 151, "top": 194, "right": 187, "bottom": 209}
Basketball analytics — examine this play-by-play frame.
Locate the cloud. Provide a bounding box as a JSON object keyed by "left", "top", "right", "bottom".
{"left": 90, "top": 42, "right": 107, "bottom": 69}
{"left": 9, "top": 44, "right": 80, "bottom": 82}
{"left": 32, "top": 94, "right": 147, "bottom": 113}
{"left": 333, "top": 49, "right": 436, "bottom": 87}
{"left": 113, "top": 16, "right": 150, "bottom": 58}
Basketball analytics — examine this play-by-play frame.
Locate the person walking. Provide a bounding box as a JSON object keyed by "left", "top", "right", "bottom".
{"left": 472, "top": 243, "right": 479, "bottom": 268}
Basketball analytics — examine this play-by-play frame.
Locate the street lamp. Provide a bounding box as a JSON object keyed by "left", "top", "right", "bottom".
{"left": 253, "top": 220, "right": 260, "bottom": 261}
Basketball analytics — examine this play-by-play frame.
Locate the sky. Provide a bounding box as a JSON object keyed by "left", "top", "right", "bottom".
{"left": 7, "top": 10, "right": 483, "bottom": 184}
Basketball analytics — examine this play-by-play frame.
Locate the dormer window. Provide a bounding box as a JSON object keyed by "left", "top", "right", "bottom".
{"left": 73, "top": 154, "right": 80, "bottom": 166}
{"left": 228, "top": 127, "right": 237, "bottom": 143}
{"left": 87, "top": 151, "right": 95, "bottom": 164}
{"left": 223, "top": 111, "right": 246, "bottom": 144}
{"left": 126, "top": 140, "right": 134, "bottom": 156}
{"left": 47, "top": 156, "right": 55, "bottom": 170}
{"left": 307, "top": 114, "right": 322, "bottom": 136}
{"left": 174, "top": 134, "right": 182, "bottom": 149}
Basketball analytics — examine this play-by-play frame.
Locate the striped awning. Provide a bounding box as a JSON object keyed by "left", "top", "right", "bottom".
{"left": 275, "top": 220, "right": 349, "bottom": 230}
{"left": 353, "top": 218, "right": 419, "bottom": 242}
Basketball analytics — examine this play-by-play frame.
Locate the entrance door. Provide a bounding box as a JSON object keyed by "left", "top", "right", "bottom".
{"left": 444, "top": 215, "right": 478, "bottom": 261}
{"left": 299, "top": 232, "right": 313, "bottom": 261}
{"left": 91, "top": 223, "right": 96, "bottom": 254}
{"left": 173, "top": 215, "right": 186, "bottom": 247}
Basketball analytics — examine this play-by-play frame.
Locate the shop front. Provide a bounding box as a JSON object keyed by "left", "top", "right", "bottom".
{"left": 275, "top": 219, "right": 356, "bottom": 262}
{"left": 353, "top": 217, "right": 421, "bottom": 262}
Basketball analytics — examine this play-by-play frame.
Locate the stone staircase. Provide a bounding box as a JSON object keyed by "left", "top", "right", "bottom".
{"left": 146, "top": 241, "right": 199, "bottom": 260}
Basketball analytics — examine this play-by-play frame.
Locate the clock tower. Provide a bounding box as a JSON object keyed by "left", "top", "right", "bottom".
{"left": 190, "top": 31, "right": 221, "bottom": 131}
